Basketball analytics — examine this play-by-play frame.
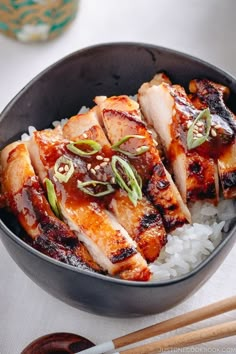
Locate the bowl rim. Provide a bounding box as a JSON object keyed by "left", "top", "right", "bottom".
{"left": 0, "top": 42, "right": 236, "bottom": 287}
{"left": 1, "top": 41, "right": 236, "bottom": 118}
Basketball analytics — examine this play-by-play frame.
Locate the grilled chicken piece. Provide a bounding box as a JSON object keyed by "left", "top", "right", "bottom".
{"left": 95, "top": 95, "right": 140, "bottom": 117}
{"left": 1, "top": 142, "right": 103, "bottom": 272}
{"left": 28, "top": 128, "right": 150, "bottom": 281}
{"left": 110, "top": 189, "right": 166, "bottom": 262}
{"left": 189, "top": 79, "right": 236, "bottom": 198}
{"left": 145, "top": 72, "right": 172, "bottom": 87}
{"left": 63, "top": 110, "right": 167, "bottom": 262}
{"left": 217, "top": 144, "right": 236, "bottom": 198}
{"left": 138, "top": 81, "right": 219, "bottom": 204}
{"left": 63, "top": 107, "right": 108, "bottom": 143}
{"left": 97, "top": 95, "right": 191, "bottom": 231}
{"left": 189, "top": 79, "right": 235, "bottom": 142}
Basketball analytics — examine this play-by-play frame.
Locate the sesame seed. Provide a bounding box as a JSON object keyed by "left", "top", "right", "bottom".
{"left": 172, "top": 109, "right": 176, "bottom": 116}
{"left": 87, "top": 163, "right": 91, "bottom": 170}
{"left": 187, "top": 121, "right": 192, "bottom": 129}
{"left": 96, "top": 155, "right": 103, "bottom": 160}
{"left": 100, "top": 162, "right": 108, "bottom": 168}
{"left": 153, "top": 139, "right": 158, "bottom": 146}
{"left": 82, "top": 133, "right": 88, "bottom": 138}
{"left": 211, "top": 128, "right": 217, "bottom": 137}
{"left": 58, "top": 166, "right": 64, "bottom": 172}
{"left": 196, "top": 121, "right": 204, "bottom": 127}
{"left": 64, "top": 165, "right": 69, "bottom": 172}
{"left": 94, "top": 165, "right": 101, "bottom": 170}
{"left": 214, "top": 124, "right": 221, "bottom": 130}
{"left": 104, "top": 157, "right": 110, "bottom": 162}
{"left": 91, "top": 168, "right": 96, "bottom": 175}
{"left": 196, "top": 133, "right": 203, "bottom": 138}
{"left": 111, "top": 177, "right": 116, "bottom": 184}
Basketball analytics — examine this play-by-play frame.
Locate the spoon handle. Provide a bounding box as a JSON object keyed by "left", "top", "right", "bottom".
{"left": 76, "top": 341, "right": 116, "bottom": 354}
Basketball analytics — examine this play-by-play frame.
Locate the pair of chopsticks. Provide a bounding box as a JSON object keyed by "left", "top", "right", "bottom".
{"left": 79, "top": 295, "right": 236, "bottom": 354}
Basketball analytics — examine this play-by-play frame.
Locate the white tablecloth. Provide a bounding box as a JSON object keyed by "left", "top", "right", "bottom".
{"left": 0, "top": 1, "right": 235, "bottom": 353}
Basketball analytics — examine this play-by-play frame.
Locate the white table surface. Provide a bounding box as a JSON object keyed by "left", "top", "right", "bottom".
{"left": 0, "top": 1, "right": 236, "bottom": 353}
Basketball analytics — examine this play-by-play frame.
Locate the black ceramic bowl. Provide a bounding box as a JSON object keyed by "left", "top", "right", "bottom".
{"left": 0, "top": 43, "right": 235, "bottom": 317}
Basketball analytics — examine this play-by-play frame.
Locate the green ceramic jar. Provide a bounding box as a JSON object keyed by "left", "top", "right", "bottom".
{"left": 0, "top": 0, "right": 79, "bottom": 42}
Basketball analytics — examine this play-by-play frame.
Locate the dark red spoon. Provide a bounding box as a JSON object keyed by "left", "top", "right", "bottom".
{"left": 21, "top": 332, "right": 95, "bottom": 354}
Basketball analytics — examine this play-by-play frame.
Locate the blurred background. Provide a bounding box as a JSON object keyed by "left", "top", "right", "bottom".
{"left": 1, "top": 0, "right": 236, "bottom": 112}
{"left": 0, "top": 1, "right": 236, "bottom": 353}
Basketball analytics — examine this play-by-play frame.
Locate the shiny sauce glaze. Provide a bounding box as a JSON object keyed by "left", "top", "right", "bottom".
{"left": 188, "top": 79, "right": 236, "bottom": 198}
{"left": 8, "top": 173, "right": 102, "bottom": 271}
{"left": 102, "top": 108, "right": 189, "bottom": 231}
{"left": 168, "top": 85, "right": 218, "bottom": 202}
{"left": 34, "top": 135, "right": 139, "bottom": 267}
{"left": 188, "top": 79, "right": 236, "bottom": 160}
{"left": 189, "top": 79, "right": 236, "bottom": 138}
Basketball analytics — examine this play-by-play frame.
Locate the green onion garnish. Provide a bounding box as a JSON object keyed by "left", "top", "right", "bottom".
{"left": 67, "top": 139, "right": 102, "bottom": 156}
{"left": 54, "top": 156, "right": 74, "bottom": 183}
{"left": 45, "top": 178, "right": 61, "bottom": 218}
{"left": 111, "top": 156, "right": 142, "bottom": 206}
{"left": 187, "top": 108, "right": 212, "bottom": 150}
{"left": 131, "top": 164, "right": 143, "bottom": 190}
{"left": 77, "top": 180, "right": 115, "bottom": 197}
{"left": 111, "top": 135, "right": 149, "bottom": 157}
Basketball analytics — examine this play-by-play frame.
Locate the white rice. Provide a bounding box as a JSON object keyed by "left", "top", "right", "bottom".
{"left": 52, "top": 118, "right": 69, "bottom": 128}
{"left": 21, "top": 106, "right": 89, "bottom": 140}
{"left": 21, "top": 122, "right": 236, "bottom": 281}
{"left": 150, "top": 199, "right": 236, "bottom": 281}
{"left": 21, "top": 125, "right": 37, "bottom": 141}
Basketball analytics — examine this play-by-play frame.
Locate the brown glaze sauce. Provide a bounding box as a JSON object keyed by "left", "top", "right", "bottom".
{"left": 36, "top": 138, "right": 143, "bottom": 267}
{"left": 102, "top": 109, "right": 189, "bottom": 229}
{"left": 7, "top": 176, "right": 102, "bottom": 271}
{"left": 52, "top": 145, "right": 117, "bottom": 210}
{"left": 169, "top": 83, "right": 235, "bottom": 162}
{"left": 166, "top": 86, "right": 221, "bottom": 202}
{"left": 103, "top": 109, "right": 158, "bottom": 182}
{"left": 188, "top": 79, "right": 236, "bottom": 159}
{"left": 190, "top": 79, "right": 236, "bottom": 135}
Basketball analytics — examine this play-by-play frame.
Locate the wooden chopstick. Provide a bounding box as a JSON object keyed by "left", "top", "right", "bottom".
{"left": 79, "top": 296, "right": 236, "bottom": 354}
{"left": 114, "top": 295, "right": 236, "bottom": 349}
{"left": 120, "top": 320, "right": 236, "bottom": 354}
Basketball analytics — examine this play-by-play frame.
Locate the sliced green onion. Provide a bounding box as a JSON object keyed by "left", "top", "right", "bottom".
{"left": 54, "top": 156, "right": 74, "bottom": 183}
{"left": 77, "top": 180, "right": 115, "bottom": 197}
{"left": 111, "top": 135, "right": 149, "bottom": 157}
{"left": 131, "top": 164, "right": 143, "bottom": 190}
{"left": 45, "top": 178, "right": 61, "bottom": 218}
{"left": 187, "top": 108, "right": 212, "bottom": 150}
{"left": 67, "top": 139, "right": 101, "bottom": 156}
{"left": 111, "top": 156, "right": 142, "bottom": 206}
